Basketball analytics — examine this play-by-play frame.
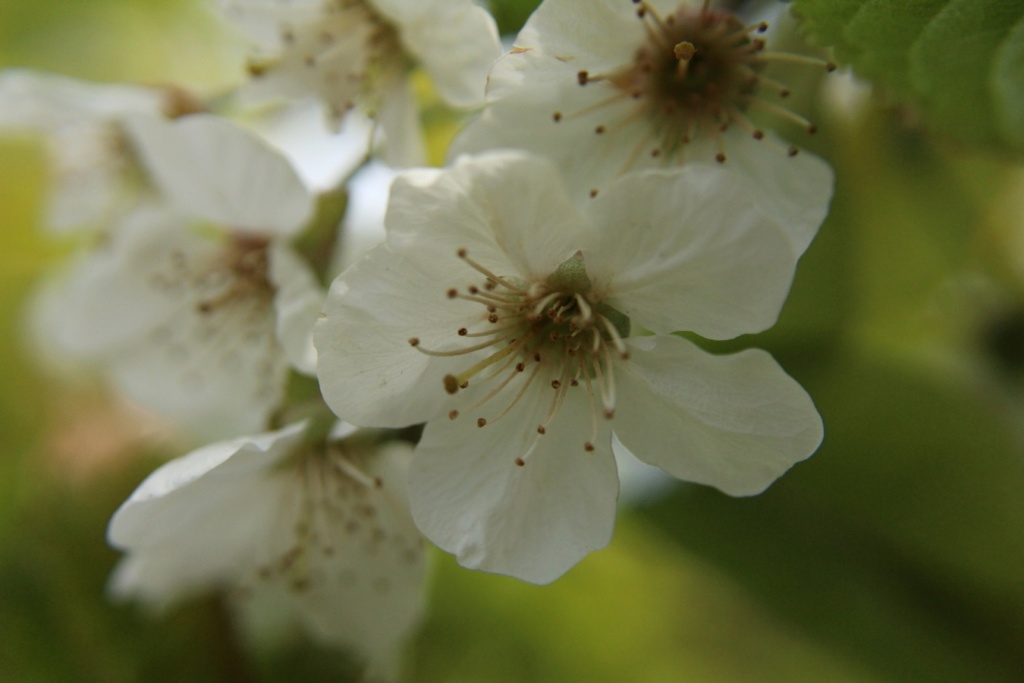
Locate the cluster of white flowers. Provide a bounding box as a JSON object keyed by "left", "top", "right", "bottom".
{"left": 4, "top": 0, "right": 835, "bottom": 675}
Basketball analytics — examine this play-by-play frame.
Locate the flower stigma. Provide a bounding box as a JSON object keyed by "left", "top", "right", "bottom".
{"left": 555, "top": 0, "right": 836, "bottom": 165}
{"left": 408, "top": 249, "right": 632, "bottom": 462}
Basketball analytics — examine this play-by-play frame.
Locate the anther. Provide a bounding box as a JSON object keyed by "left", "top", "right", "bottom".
{"left": 516, "top": 362, "right": 526, "bottom": 371}
{"left": 715, "top": 152, "right": 726, "bottom": 163}
{"left": 604, "top": 408, "right": 615, "bottom": 419}
{"left": 551, "top": 380, "right": 561, "bottom": 389}
{"left": 537, "top": 425, "right": 546, "bottom": 435}
{"left": 477, "top": 417, "right": 487, "bottom": 428}
{"left": 408, "top": 337, "right": 420, "bottom": 347}
{"left": 595, "top": 125, "right": 606, "bottom": 134}
{"left": 590, "top": 189, "right": 599, "bottom": 198}
{"left": 443, "top": 375, "right": 459, "bottom": 394}
{"left": 584, "top": 442, "right": 595, "bottom": 452}
{"left": 515, "top": 457, "right": 526, "bottom": 466}
{"left": 458, "top": 328, "right": 468, "bottom": 336}
{"left": 456, "top": 248, "right": 468, "bottom": 258}
{"left": 788, "top": 146, "right": 799, "bottom": 157}
{"left": 577, "top": 70, "right": 589, "bottom": 85}
{"left": 448, "top": 410, "right": 459, "bottom": 420}
{"left": 446, "top": 288, "right": 458, "bottom": 299}
{"left": 553, "top": 111, "right": 563, "bottom": 122}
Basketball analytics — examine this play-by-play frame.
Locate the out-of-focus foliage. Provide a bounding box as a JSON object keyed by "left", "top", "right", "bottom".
{"left": 792, "top": 0, "right": 1024, "bottom": 154}
{"left": 1, "top": 0, "right": 1023, "bottom": 682}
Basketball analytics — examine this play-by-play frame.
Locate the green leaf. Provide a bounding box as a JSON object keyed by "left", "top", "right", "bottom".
{"left": 792, "top": 0, "right": 1024, "bottom": 154}
{"left": 642, "top": 352, "right": 1024, "bottom": 683}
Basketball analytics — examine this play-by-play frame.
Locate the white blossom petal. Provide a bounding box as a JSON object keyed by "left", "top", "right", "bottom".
{"left": 583, "top": 166, "right": 798, "bottom": 339}
{"left": 315, "top": 244, "right": 478, "bottom": 427}
{"left": 613, "top": 335, "right": 823, "bottom": 496}
{"left": 373, "top": 78, "right": 426, "bottom": 168}
{"left": 0, "top": 69, "right": 162, "bottom": 129}
{"left": 269, "top": 242, "right": 324, "bottom": 375}
{"left": 512, "top": 0, "right": 644, "bottom": 72}
{"left": 409, "top": 382, "right": 618, "bottom": 584}
{"left": 124, "top": 113, "right": 314, "bottom": 235}
{"left": 374, "top": 0, "right": 500, "bottom": 107}
{"left": 108, "top": 423, "right": 307, "bottom": 602}
{"left": 386, "top": 152, "right": 587, "bottom": 278}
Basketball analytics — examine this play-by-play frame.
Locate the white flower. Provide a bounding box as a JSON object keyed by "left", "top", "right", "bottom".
{"left": 41, "top": 114, "right": 321, "bottom": 438}
{"left": 0, "top": 70, "right": 184, "bottom": 233}
{"left": 107, "top": 422, "right": 426, "bottom": 669}
{"left": 314, "top": 152, "right": 823, "bottom": 583}
{"left": 220, "top": 0, "right": 501, "bottom": 166}
{"left": 451, "top": 0, "right": 834, "bottom": 254}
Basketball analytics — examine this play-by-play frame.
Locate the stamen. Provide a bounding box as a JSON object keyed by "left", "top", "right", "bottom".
{"left": 479, "top": 360, "right": 543, "bottom": 426}
{"left": 463, "top": 351, "right": 536, "bottom": 413}
{"left": 535, "top": 361, "right": 572, "bottom": 441}
{"left": 745, "top": 97, "right": 817, "bottom": 133}
{"left": 556, "top": 91, "right": 633, "bottom": 122}
{"left": 637, "top": 1, "right": 671, "bottom": 38}
{"left": 596, "top": 314, "right": 629, "bottom": 358}
{"left": 412, "top": 333, "right": 517, "bottom": 357}
{"left": 597, "top": 344, "right": 617, "bottom": 419}
{"left": 579, "top": 353, "right": 600, "bottom": 452}
{"left": 756, "top": 52, "right": 837, "bottom": 72}
{"left": 457, "top": 249, "right": 528, "bottom": 294}
{"left": 574, "top": 293, "right": 593, "bottom": 322}
{"left": 331, "top": 455, "right": 383, "bottom": 489}
{"left": 446, "top": 334, "right": 534, "bottom": 388}
{"left": 459, "top": 322, "right": 525, "bottom": 338}
{"left": 456, "top": 292, "right": 524, "bottom": 310}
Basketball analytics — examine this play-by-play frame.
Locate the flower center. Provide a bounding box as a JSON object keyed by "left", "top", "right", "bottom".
{"left": 408, "top": 249, "right": 631, "bottom": 460}
{"left": 246, "top": 0, "right": 406, "bottom": 119}
{"left": 195, "top": 235, "right": 275, "bottom": 315}
{"left": 556, "top": 0, "right": 835, "bottom": 165}
{"left": 243, "top": 444, "right": 421, "bottom": 596}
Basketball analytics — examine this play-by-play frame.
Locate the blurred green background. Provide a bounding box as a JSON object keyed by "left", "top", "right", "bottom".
{"left": 2, "top": 1, "right": 1023, "bottom": 681}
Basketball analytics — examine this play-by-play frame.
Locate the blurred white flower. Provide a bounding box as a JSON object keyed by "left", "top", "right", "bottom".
{"left": 0, "top": 70, "right": 191, "bottom": 233}
{"left": 220, "top": 0, "right": 501, "bottom": 166}
{"left": 451, "top": 0, "right": 834, "bottom": 254}
{"left": 40, "top": 114, "right": 322, "bottom": 438}
{"left": 108, "top": 422, "right": 426, "bottom": 672}
{"left": 315, "top": 152, "right": 823, "bottom": 583}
